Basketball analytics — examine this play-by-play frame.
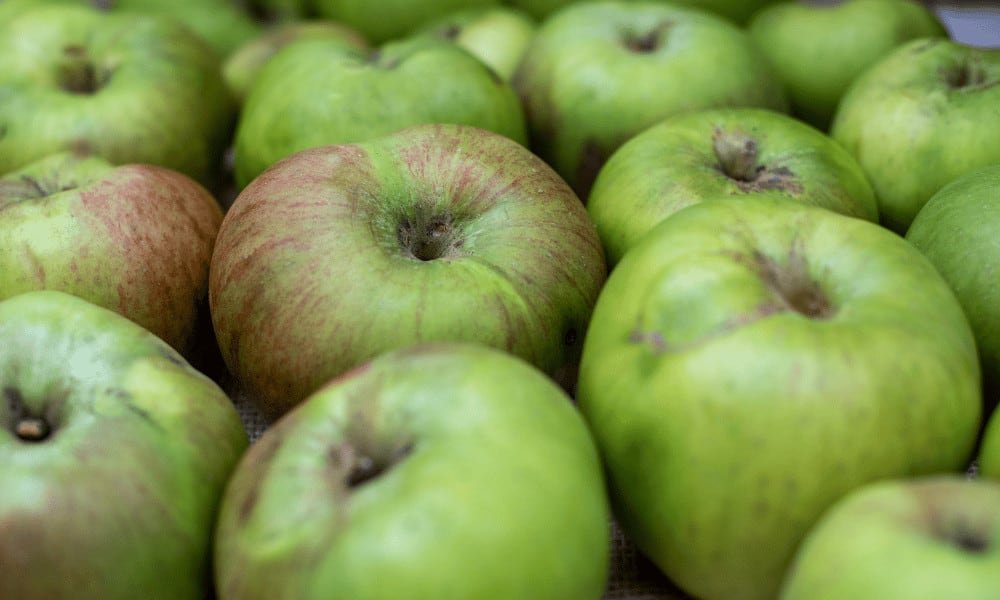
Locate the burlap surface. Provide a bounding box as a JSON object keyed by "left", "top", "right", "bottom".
{"left": 232, "top": 390, "right": 688, "bottom": 600}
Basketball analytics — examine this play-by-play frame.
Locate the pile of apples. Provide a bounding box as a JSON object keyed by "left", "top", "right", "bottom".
{"left": 1, "top": 0, "right": 998, "bottom": 598}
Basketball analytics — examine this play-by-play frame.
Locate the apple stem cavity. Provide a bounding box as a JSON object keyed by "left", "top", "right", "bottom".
{"left": 713, "top": 129, "right": 763, "bottom": 183}
{"left": 332, "top": 440, "right": 415, "bottom": 489}
{"left": 944, "top": 62, "right": 990, "bottom": 90}
{"left": 755, "top": 249, "right": 834, "bottom": 320}
{"left": 4, "top": 387, "right": 53, "bottom": 443}
{"left": 397, "top": 214, "right": 462, "bottom": 261}
{"left": 623, "top": 21, "right": 672, "bottom": 53}
{"left": 948, "top": 527, "right": 989, "bottom": 554}
{"left": 58, "top": 45, "right": 108, "bottom": 95}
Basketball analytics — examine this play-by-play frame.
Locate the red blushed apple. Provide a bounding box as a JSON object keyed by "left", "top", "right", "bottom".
{"left": 210, "top": 124, "right": 607, "bottom": 419}
{"left": 0, "top": 152, "right": 222, "bottom": 356}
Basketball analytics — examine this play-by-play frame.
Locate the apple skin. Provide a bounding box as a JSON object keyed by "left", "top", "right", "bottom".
{"left": 312, "top": 0, "right": 501, "bottom": 44}
{"left": 830, "top": 38, "right": 1000, "bottom": 233}
{"left": 0, "top": 4, "right": 235, "bottom": 185}
{"left": 213, "top": 124, "right": 606, "bottom": 419}
{"left": 214, "top": 342, "right": 610, "bottom": 599}
{"left": 748, "top": 0, "right": 946, "bottom": 131}
{"left": 982, "top": 411, "right": 1000, "bottom": 479}
{"left": 578, "top": 197, "right": 981, "bottom": 600}
{"left": 587, "top": 107, "right": 878, "bottom": 266}
{"left": 222, "top": 20, "right": 369, "bottom": 104}
{"left": 0, "top": 290, "right": 248, "bottom": 600}
{"left": 780, "top": 476, "right": 1000, "bottom": 600}
{"left": 417, "top": 6, "right": 536, "bottom": 81}
{"left": 0, "top": 152, "right": 223, "bottom": 356}
{"left": 505, "top": 0, "right": 781, "bottom": 25}
{"left": 513, "top": 1, "right": 788, "bottom": 198}
{"left": 906, "top": 166, "right": 1000, "bottom": 410}
{"left": 233, "top": 35, "right": 527, "bottom": 188}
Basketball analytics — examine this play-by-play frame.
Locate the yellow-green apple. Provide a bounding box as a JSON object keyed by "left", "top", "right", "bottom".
{"left": 578, "top": 197, "right": 981, "bottom": 600}
{"left": 0, "top": 152, "right": 222, "bottom": 357}
{"left": 587, "top": 108, "right": 878, "bottom": 266}
{"left": 749, "top": 0, "right": 946, "bottom": 130}
{"left": 232, "top": 35, "right": 527, "bottom": 188}
{"left": 0, "top": 290, "right": 248, "bottom": 599}
{"left": 780, "top": 476, "right": 1000, "bottom": 600}
{"left": 212, "top": 124, "right": 606, "bottom": 419}
{"left": 417, "top": 6, "right": 536, "bottom": 81}
{"left": 214, "top": 343, "right": 610, "bottom": 599}
{"left": 513, "top": 1, "right": 788, "bottom": 197}
{"left": 223, "top": 20, "right": 368, "bottom": 103}
{"left": 0, "top": 4, "right": 235, "bottom": 185}
{"left": 982, "top": 411, "right": 1000, "bottom": 479}
{"left": 831, "top": 38, "right": 1000, "bottom": 233}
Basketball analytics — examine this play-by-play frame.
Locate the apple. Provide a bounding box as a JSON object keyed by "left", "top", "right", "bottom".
{"left": 214, "top": 342, "right": 610, "bottom": 598}
{"left": 780, "top": 476, "right": 1000, "bottom": 599}
{"left": 0, "top": 290, "right": 248, "bottom": 599}
{"left": 0, "top": 4, "right": 235, "bottom": 185}
{"left": 578, "top": 197, "right": 981, "bottom": 600}
{"left": 504, "top": 0, "right": 782, "bottom": 25}
{"left": 0, "top": 0, "right": 262, "bottom": 58}
{"left": 232, "top": 35, "right": 527, "bottom": 188}
{"left": 830, "top": 38, "right": 1000, "bottom": 233}
{"left": 214, "top": 124, "right": 606, "bottom": 418}
{"left": 513, "top": 1, "right": 788, "bottom": 198}
{"left": 223, "top": 20, "right": 369, "bottom": 103}
{"left": 0, "top": 152, "right": 223, "bottom": 358}
{"left": 416, "top": 6, "right": 536, "bottom": 81}
{"left": 906, "top": 166, "right": 1000, "bottom": 410}
{"left": 748, "top": 0, "right": 946, "bottom": 130}
{"left": 311, "top": 0, "right": 501, "bottom": 44}
{"left": 587, "top": 107, "right": 878, "bottom": 266}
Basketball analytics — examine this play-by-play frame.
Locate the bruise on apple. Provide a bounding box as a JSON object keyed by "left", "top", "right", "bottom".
{"left": 712, "top": 127, "right": 803, "bottom": 195}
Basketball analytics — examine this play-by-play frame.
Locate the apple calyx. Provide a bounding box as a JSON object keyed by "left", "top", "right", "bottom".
{"left": 58, "top": 45, "right": 111, "bottom": 95}
{"left": 329, "top": 439, "right": 415, "bottom": 489}
{"left": 712, "top": 129, "right": 803, "bottom": 194}
{"left": 623, "top": 21, "right": 673, "bottom": 53}
{"left": 755, "top": 247, "right": 833, "bottom": 320}
{"left": 397, "top": 212, "right": 465, "bottom": 261}
{"left": 4, "top": 387, "right": 55, "bottom": 443}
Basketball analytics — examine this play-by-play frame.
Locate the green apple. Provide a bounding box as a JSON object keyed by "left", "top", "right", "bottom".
{"left": 0, "top": 0, "right": 262, "bottom": 60}
{"left": 0, "top": 152, "right": 223, "bottom": 357}
{"left": 578, "top": 197, "right": 981, "bottom": 600}
{"left": 588, "top": 107, "right": 878, "bottom": 266}
{"left": 312, "top": 0, "right": 501, "bottom": 44}
{"left": 906, "top": 166, "right": 1000, "bottom": 409}
{"left": 749, "top": 0, "right": 946, "bottom": 130}
{"left": 214, "top": 343, "right": 610, "bottom": 598}
{"left": 213, "top": 124, "right": 606, "bottom": 418}
{"left": 0, "top": 290, "right": 248, "bottom": 599}
{"left": 830, "top": 38, "right": 1000, "bottom": 233}
{"left": 0, "top": 4, "right": 235, "bottom": 185}
{"left": 505, "top": 0, "right": 782, "bottom": 25}
{"left": 417, "top": 6, "right": 536, "bottom": 81}
{"left": 223, "top": 20, "right": 369, "bottom": 103}
{"left": 513, "top": 1, "right": 788, "bottom": 197}
{"left": 233, "top": 35, "right": 527, "bottom": 188}
{"left": 780, "top": 476, "right": 1000, "bottom": 599}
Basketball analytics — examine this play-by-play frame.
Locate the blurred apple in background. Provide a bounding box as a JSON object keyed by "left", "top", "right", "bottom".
{"left": 417, "top": 6, "right": 536, "bottom": 81}
{"left": 513, "top": 1, "right": 788, "bottom": 198}
{"left": 232, "top": 35, "right": 526, "bottom": 187}
{"left": 587, "top": 108, "right": 878, "bottom": 266}
{"left": 578, "top": 197, "right": 981, "bottom": 600}
{"left": 504, "top": 0, "right": 782, "bottom": 24}
{"left": 0, "top": 4, "right": 235, "bottom": 186}
{"left": 0, "top": 290, "right": 247, "bottom": 600}
{"left": 831, "top": 38, "right": 1000, "bottom": 233}
{"left": 0, "top": 152, "right": 222, "bottom": 358}
{"left": 215, "top": 343, "right": 610, "bottom": 599}
{"left": 312, "top": 0, "right": 501, "bottom": 43}
{"left": 222, "top": 20, "right": 368, "bottom": 103}
{"left": 748, "top": 0, "right": 946, "bottom": 130}
{"left": 213, "top": 124, "right": 605, "bottom": 419}
{"left": 780, "top": 476, "right": 1000, "bottom": 600}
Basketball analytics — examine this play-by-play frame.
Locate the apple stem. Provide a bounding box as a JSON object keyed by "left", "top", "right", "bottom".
{"left": 15, "top": 417, "right": 50, "bottom": 442}
{"left": 58, "top": 46, "right": 102, "bottom": 95}
{"left": 712, "top": 130, "right": 762, "bottom": 182}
